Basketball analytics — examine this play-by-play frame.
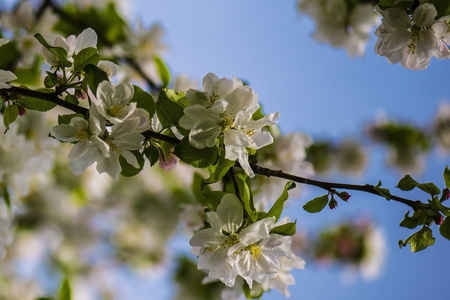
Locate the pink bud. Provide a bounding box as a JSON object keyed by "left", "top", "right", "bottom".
{"left": 75, "top": 89, "right": 88, "bottom": 100}
{"left": 158, "top": 152, "right": 179, "bottom": 171}
{"left": 434, "top": 214, "right": 443, "bottom": 225}
{"left": 18, "top": 105, "right": 26, "bottom": 116}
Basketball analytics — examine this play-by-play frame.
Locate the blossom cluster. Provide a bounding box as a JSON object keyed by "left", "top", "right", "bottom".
{"left": 180, "top": 73, "right": 279, "bottom": 177}
{"left": 190, "top": 194, "right": 304, "bottom": 297}
{"left": 297, "top": 0, "right": 379, "bottom": 57}
{"left": 52, "top": 80, "right": 149, "bottom": 179}
{"left": 375, "top": 3, "right": 450, "bottom": 70}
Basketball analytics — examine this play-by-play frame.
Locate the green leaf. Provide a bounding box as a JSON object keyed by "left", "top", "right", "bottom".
{"left": 156, "top": 89, "right": 189, "bottom": 135}
{"left": 34, "top": 33, "right": 72, "bottom": 68}
{"left": 399, "top": 210, "right": 427, "bottom": 229}
{"left": 119, "top": 151, "right": 145, "bottom": 177}
{"left": 1, "top": 184, "right": 11, "bottom": 210}
{"left": 439, "top": 217, "right": 450, "bottom": 240}
{"left": 266, "top": 181, "right": 296, "bottom": 221}
{"left": 58, "top": 114, "right": 84, "bottom": 125}
{"left": 153, "top": 56, "right": 171, "bottom": 88}
{"left": 83, "top": 64, "right": 109, "bottom": 95}
{"left": 269, "top": 220, "right": 296, "bottom": 236}
{"left": 174, "top": 137, "right": 218, "bottom": 168}
{"left": 202, "top": 155, "right": 235, "bottom": 187}
{"left": 143, "top": 144, "right": 160, "bottom": 166}
{"left": 0, "top": 42, "right": 20, "bottom": 70}
{"left": 3, "top": 104, "right": 19, "bottom": 132}
{"left": 15, "top": 95, "right": 57, "bottom": 112}
{"left": 303, "top": 194, "right": 329, "bottom": 213}
{"left": 73, "top": 47, "right": 100, "bottom": 73}
{"left": 58, "top": 278, "right": 71, "bottom": 300}
{"left": 35, "top": 298, "right": 54, "bottom": 300}
{"left": 399, "top": 226, "right": 435, "bottom": 252}
{"left": 432, "top": 195, "right": 450, "bottom": 217}
{"left": 234, "top": 172, "right": 257, "bottom": 222}
{"left": 131, "top": 85, "right": 155, "bottom": 118}
{"left": 202, "top": 190, "right": 226, "bottom": 211}
{"left": 444, "top": 166, "right": 450, "bottom": 189}
{"left": 373, "top": 181, "right": 391, "bottom": 200}
{"left": 396, "top": 175, "right": 418, "bottom": 191}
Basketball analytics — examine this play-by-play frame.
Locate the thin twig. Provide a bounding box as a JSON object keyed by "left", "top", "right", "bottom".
{"left": 237, "top": 162, "right": 419, "bottom": 209}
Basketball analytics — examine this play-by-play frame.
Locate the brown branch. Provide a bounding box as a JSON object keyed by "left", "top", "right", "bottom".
{"left": 2, "top": 86, "right": 88, "bottom": 115}
{"left": 238, "top": 162, "right": 419, "bottom": 209}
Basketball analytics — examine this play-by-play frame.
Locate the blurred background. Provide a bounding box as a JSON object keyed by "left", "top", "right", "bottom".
{"left": 1, "top": 0, "right": 450, "bottom": 299}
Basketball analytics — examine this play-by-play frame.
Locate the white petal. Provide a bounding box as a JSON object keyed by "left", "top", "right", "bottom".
{"left": 413, "top": 3, "right": 437, "bottom": 28}
{"left": 99, "top": 151, "right": 121, "bottom": 179}
{"left": 97, "top": 60, "right": 120, "bottom": 78}
{"left": 217, "top": 194, "right": 243, "bottom": 234}
{"left": 0, "top": 70, "right": 17, "bottom": 83}
{"left": 75, "top": 28, "right": 98, "bottom": 54}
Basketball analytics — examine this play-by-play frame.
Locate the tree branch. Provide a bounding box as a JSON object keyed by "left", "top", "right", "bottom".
{"left": 240, "top": 162, "right": 419, "bottom": 209}
{"left": 2, "top": 86, "right": 88, "bottom": 115}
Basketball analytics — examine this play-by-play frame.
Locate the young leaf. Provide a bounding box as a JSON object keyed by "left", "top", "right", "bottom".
{"left": 143, "top": 144, "right": 160, "bottom": 167}
{"left": 119, "top": 151, "right": 145, "bottom": 177}
{"left": 266, "top": 181, "right": 296, "bottom": 221}
{"left": 203, "top": 190, "right": 226, "bottom": 211}
{"left": 399, "top": 226, "right": 435, "bottom": 252}
{"left": 399, "top": 210, "right": 427, "bottom": 229}
{"left": 174, "top": 137, "right": 218, "bottom": 168}
{"left": 444, "top": 166, "right": 450, "bottom": 189}
{"left": 269, "top": 220, "right": 296, "bottom": 236}
{"left": 234, "top": 172, "right": 257, "bottom": 222}
{"left": 58, "top": 114, "right": 84, "bottom": 125}
{"left": 303, "top": 194, "right": 329, "bottom": 213}
{"left": 58, "top": 278, "right": 71, "bottom": 300}
{"left": 396, "top": 175, "right": 418, "bottom": 191}
{"left": 156, "top": 89, "right": 189, "bottom": 135}
{"left": 34, "top": 33, "right": 71, "bottom": 68}
{"left": 439, "top": 217, "right": 450, "bottom": 240}
{"left": 15, "top": 93, "right": 57, "bottom": 112}
{"left": 373, "top": 181, "right": 391, "bottom": 200}
{"left": 417, "top": 182, "right": 440, "bottom": 198}
{"left": 3, "top": 104, "right": 18, "bottom": 132}
{"left": 73, "top": 47, "right": 100, "bottom": 73}
{"left": 131, "top": 85, "right": 155, "bottom": 117}
{"left": 153, "top": 56, "right": 171, "bottom": 88}
{"left": 83, "top": 64, "right": 109, "bottom": 95}
{"left": 202, "top": 155, "right": 235, "bottom": 187}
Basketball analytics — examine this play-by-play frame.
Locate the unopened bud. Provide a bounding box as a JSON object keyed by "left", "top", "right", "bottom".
{"left": 329, "top": 198, "right": 338, "bottom": 210}
{"left": 75, "top": 89, "right": 87, "bottom": 100}
{"left": 440, "top": 188, "right": 450, "bottom": 202}
{"left": 18, "top": 105, "right": 26, "bottom": 116}
{"left": 434, "top": 214, "right": 443, "bottom": 226}
{"left": 337, "top": 191, "right": 351, "bottom": 201}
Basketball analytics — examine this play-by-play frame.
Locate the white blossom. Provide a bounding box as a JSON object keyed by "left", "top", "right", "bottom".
{"left": 180, "top": 73, "right": 279, "bottom": 177}
{"left": 374, "top": 3, "right": 450, "bottom": 70}
{"left": 0, "top": 70, "right": 17, "bottom": 89}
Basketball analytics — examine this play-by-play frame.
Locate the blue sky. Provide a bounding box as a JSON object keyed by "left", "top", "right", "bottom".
{"left": 129, "top": 1, "right": 450, "bottom": 299}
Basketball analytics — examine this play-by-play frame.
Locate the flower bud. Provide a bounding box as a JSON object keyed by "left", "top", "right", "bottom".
{"left": 440, "top": 188, "right": 450, "bottom": 202}
{"left": 17, "top": 105, "right": 26, "bottom": 116}
{"left": 329, "top": 197, "right": 338, "bottom": 209}
{"left": 434, "top": 214, "right": 443, "bottom": 226}
{"left": 337, "top": 191, "right": 351, "bottom": 201}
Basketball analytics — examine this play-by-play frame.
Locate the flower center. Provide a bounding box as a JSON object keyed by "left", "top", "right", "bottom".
{"left": 222, "top": 233, "right": 239, "bottom": 247}
{"left": 108, "top": 105, "right": 124, "bottom": 117}
{"left": 75, "top": 129, "right": 90, "bottom": 140}
{"left": 219, "top": 113, "right": 235, "bottom": 131}
{"left": 250, "top": 245, "right": 262, "bottom": 259}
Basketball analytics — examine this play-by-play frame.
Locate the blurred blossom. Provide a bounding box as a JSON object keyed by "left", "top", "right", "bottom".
{"left": 174, "top": 74, "right": 199, "bottom": 92}
{"left": 254, "top": 131, "right": 315, "bottom": 209}
{"left": 298, "top": 0, "right": 379, "bottom": 57}
{"left": 334, "top": 140, "right": 367, "bottom": 176}
{"left": 312, "top": 219, "right": 386, "bottom": 282}
{"left": 0, "top": 1, "right": 58, "bottom": 67}
{"left": 434, "top": 102, "right": 450, "bottom": 151}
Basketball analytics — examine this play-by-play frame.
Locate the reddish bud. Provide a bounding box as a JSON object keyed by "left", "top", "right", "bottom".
{"left": 18, "top": 105, "right": 26, "bottom": 116}
{"left": 440, "top": 188, "right": 450, "bottom": 202}
{"left": 337, "top": 191, "right": 351, "bottom": 201}
{"left": 434, "top": 214, "right": 443, "bottom": 226}
{"left": 75, "top": 89, "right": 88, "bottom": 100}
{"left": 328, "top": 198, "right": 338, "bottom": 210}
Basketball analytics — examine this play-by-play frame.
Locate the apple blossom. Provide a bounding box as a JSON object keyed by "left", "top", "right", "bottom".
{"left": 0, "top": 70, "right": 17, "bottom": 89}
{"left": 180, "top": 73, "right": 279, "bottom": 177}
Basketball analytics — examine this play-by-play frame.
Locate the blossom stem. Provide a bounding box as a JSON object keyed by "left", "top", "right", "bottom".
{"left": 242, "top": 162, "right": 419, "bottom": 209}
